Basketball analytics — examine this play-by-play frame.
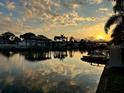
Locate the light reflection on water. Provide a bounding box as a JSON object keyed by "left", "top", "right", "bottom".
{"left": 0, "top": 51, "right": 104, "bottom": 93}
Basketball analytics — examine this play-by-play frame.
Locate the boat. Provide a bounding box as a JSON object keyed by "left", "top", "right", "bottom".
{"left": 81, "top": 50, "right": 109, "bottom": 64}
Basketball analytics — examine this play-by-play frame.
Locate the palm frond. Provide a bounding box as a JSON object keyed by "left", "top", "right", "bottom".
{"left": 113, "top": 0, "right": 124, "bottom": 14}
{"left": 111, "top": 24, "right": 124, "bottom": 38}
{"left": 104, "top": 15, "right": 121, "bottom": 33}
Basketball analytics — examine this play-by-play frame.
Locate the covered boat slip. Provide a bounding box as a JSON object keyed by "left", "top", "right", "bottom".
{"left": 81, "top": 44, "right": 124, "bottom": 68}
{"left": 81, "top": 49, "right": 109, "bottom": 65}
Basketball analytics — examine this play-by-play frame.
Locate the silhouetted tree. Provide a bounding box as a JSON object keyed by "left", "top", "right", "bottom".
{"left": 37, "top": 35, "right": 52, "bottom": 41}
{"left": 105, "top": 0, "right": 124, "bottom": 45}
{"left": 20, "top": 32, "right": 36, "bottom": 39}
{"left": 14, "top": 37, "right": 21, "bottom": 42}
{"left": 1, "top": 32, "right": 15, "bottom": 41}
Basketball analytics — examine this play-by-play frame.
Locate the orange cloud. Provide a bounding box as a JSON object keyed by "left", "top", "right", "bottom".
{"left": 71, "top": 22, "right": 111, "bottom": 40}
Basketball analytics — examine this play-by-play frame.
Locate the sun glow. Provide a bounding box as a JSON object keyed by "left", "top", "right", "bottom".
{"left": 96, "top": 35, "right": 106, "bottom": 40}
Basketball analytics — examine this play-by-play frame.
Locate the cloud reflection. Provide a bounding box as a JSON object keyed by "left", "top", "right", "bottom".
{"left": 0, "top": 51, "right": 104, "bottom": 93}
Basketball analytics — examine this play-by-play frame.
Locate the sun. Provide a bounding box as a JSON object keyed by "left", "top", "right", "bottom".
{"left": 96, "top": 35, "right": 105, "bottom": 40}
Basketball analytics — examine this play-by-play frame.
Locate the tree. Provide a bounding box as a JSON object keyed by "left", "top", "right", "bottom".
{"left": 104, "top": 0, "right": 124, "bottom": 45}
{"left": 37, "top": 35, "right": 52, "bottom": 41}
{"left": 20, "top": 32, "right": 36, "bottom": 39}
{"left": 1, "top": 32, "right": 15, "bottom": 41}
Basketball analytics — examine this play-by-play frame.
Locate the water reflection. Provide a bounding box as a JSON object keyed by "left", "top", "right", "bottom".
{"left": 0, "top": 50, "right": 81, "bottom": 62}
{"left": 53, "top": 51, "right": 68, "bottom": 61}
{"left": 0, "top": 51, "right": 17, "bottom": 58}
{"left": 0, "top": 50, "right": 104, "bottom": 93}
{"left": 21, "top": 51, "right": 51, "bottom": 62}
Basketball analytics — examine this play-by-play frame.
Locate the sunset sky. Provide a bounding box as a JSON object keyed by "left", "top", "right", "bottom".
{"left": 0, "top": 0, "right": 114, "bottom": 40}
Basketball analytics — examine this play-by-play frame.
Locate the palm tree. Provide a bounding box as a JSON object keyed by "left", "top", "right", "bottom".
{"left": 104, "top": 0, "right": 124, "bottom": 45}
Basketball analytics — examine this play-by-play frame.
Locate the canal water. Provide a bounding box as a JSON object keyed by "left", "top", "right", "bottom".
{"left": 0, "top": 51, "right": 104, "bottom": 93}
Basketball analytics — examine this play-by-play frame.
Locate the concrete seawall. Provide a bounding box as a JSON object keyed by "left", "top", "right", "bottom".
{"left": 96, "top": 46, "right": 124, "bottom": 93}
